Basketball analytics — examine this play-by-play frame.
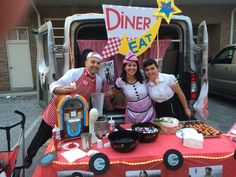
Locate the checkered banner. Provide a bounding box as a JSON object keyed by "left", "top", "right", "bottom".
{"left": 101, "top": 37, "right": 133, "bottom": 60}
{"left": 101, "top": 37, "right": 121, "bottom": 59}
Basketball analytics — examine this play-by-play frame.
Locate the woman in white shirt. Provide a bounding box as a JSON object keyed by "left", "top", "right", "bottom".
{"left": 105, "top": 51, "right": 155, "bottom": 124}
{"left": 143, "top": 59, "right": 191, "bottom": 120}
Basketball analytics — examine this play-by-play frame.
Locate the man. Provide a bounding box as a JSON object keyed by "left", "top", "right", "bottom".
{"left": 24, "top": 50, "right": 103, "bottom": 168}
{"left": 204, "top": 167, "right": 213, "bottom": 177}
{"left": 139, "top": 170, "right": 148, "bottom": 177}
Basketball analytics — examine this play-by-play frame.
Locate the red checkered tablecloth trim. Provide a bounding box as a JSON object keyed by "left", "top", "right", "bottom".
{"left": 101, "top": 37, "right": 133, "bottom": 59}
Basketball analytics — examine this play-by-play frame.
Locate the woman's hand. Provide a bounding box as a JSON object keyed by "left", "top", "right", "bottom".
{"left": 185, "top": 108, "right": 192, "bottom": 119}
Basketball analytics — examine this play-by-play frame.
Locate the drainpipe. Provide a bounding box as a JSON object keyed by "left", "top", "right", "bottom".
{"left": 230, "top": 8, "right": 236, "bottom": 44}
{"left": 30, "top": 0, "right": 41, "bottom": 28}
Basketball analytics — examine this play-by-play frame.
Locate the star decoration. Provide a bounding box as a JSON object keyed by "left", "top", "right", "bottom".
{"left": 154, "top": 0, "right": 182, "bottom": 24}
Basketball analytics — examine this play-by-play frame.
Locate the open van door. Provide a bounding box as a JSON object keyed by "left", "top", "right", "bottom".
{"left": 196, "top": 21, "right": 208, "bottom": 86}
{"left": 193, "top": 21, "right": 209, "bottom": 119}
{"left": 35, "top": 21, "right": 58, "bottom": 107}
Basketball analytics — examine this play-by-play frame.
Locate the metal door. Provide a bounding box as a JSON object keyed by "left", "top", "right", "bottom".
{"left": 36, "top": 21, "right": 58, "bottom": 107}
{"left": 6, "top": 28, "right": 33, "bottom": 89}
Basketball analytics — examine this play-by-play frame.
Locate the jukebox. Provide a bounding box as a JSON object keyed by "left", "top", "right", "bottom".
{"left": 57, "top": 94, "right": 89, "bottom": 139}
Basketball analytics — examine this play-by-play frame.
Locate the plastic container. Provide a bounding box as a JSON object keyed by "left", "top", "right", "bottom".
{"left": 108, "top": 117, "right": 115, "bottom": 133}
{"left": 90, "top": 93, "right": 104, "bottom": 116}
{"left": 97, "top": 139, "right": 103, "bottom": 148}
{"left": 52, "top": 125, "right": 61, "bottom": 151}
{"left": 81, "top": 133, "right": 92, "bottom": 151}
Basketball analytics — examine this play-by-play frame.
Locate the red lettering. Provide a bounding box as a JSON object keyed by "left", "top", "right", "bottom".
{"left": 106, "top": 8, "right": 120, "bottom": 31}
{"left": 125, "top": 16, "right": 135, "bottom": 29}
{"left": 143, "top": 17, "right": 151, "bottom": 30}
{"left": 105, "top": 8, "right": 152, "bottom": 31}
{"left": 136, "top": 16, "right": 143, "bottom": 30}
{"left": 121, "top": 12, "right": 124, "bottom": 29}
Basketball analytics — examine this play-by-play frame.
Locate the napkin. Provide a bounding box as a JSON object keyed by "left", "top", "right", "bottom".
{"left": 61, "top": 148, "right": 87, "bottom": 163}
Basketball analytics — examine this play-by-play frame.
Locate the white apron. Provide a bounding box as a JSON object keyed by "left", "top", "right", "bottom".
{"left": 42, "top": 69, "right": 96, "bottom": 127}
{"left": 125, "top": 95, "right": 155, "bottom": 124}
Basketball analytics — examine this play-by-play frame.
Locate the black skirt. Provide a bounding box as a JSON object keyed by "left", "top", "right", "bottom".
{"left": 154, "top": 94, "right": 189, "bottom": 121}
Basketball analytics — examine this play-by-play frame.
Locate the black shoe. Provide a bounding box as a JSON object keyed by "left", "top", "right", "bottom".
{"left": 24, "top": 156, "right": 32, "bottom": 169}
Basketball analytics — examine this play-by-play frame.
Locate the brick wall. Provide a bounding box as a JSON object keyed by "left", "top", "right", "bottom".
{"left": 27, "top": 10, "right": 38, "bottom": 89}
{"left": 38, "top": 7, "right": 102, "bottom": 17}
{"left": 0, "top": 43, "right": 10, "bottom": 91}
{"left": 181, "top": 5, "right": 234, "bottom": 57}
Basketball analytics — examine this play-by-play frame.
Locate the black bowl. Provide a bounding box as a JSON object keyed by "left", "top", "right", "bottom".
{"left": 131, "top": 122, "right": 161, "bottom": 143}
{"left": 108, "top": 130, "right": 140, "bottom": 153}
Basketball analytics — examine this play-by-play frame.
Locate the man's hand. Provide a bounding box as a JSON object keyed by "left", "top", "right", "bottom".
{"left": 53, "top": 85, "right": 76, "bottom": 95}
{"left": 63, "top": 85, "right": 76, "bottom": 94}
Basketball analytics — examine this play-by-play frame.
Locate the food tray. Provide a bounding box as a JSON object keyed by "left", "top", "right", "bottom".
{"left": 181, "top": 121, "right": 222, "bottom": 138}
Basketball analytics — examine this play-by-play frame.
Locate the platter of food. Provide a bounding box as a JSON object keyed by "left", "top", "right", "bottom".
{"left": 181, "top": 121, "right": 221, "bottom": 137}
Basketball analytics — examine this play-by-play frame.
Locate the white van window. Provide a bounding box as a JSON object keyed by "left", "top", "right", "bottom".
{"left": 43, "top": 33, "right": 49, "bottom": 66}
{"left": 44, "top": 18, "right": 65, "bottom": 46}
{"left": 45, "top": 18, "right": 65, "bottom": 59}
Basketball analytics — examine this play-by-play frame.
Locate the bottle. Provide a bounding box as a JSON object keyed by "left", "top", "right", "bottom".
{"left": 97, "top": 139, "right": 103, "bottom": 148}
{"left": 52, "top": 125, "right": 61, "bottom": 151}
{"left": 89, "top": 108, "right": 99, "bottom": 144}
{"left": 108, "top": 117, "right": 115, "bottom": 133}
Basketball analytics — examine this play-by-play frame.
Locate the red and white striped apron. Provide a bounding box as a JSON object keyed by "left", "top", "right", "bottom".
{"left": 42, "top": 69, "right": 96, "bottom": 127}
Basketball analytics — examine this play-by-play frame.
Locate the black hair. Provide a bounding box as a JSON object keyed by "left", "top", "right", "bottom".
{"left": 205, "top": 167, "right": 212, "bottom": 172}
{"left": 81, "top": 49, "right": 94, "bottom": 60}
{"left": 121, "top": 61, "right": 143, "bottom": 83}
{"left": 139, "top": 170, "right": 148, "bottom": 176}
{"left": 71, "top": 172, "right": 83, "bottom": 177}
{"left": 142, "top": 58, "right": 158, "bottom": 69}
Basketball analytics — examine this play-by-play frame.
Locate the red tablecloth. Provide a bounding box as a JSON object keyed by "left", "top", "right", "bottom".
{"left": 33, "top": 131, "right": 236, "bottom": 177}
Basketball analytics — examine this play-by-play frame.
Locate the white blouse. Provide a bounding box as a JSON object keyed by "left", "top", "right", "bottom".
{"left": 115, "top": 77, "right": 149, "bottom": 102}
{"left": 49, "top": 67, "right": 103, "bottom": 94}
{"left": 146, "top": 73, "right": 177, "bottom": 103}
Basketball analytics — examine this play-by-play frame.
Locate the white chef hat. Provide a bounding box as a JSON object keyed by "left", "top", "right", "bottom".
{"left": 87, "top": 52, "right": 102, "bottom": 60}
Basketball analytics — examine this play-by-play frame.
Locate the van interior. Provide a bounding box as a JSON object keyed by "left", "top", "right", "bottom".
{"left": 69, "top": 20, "right": 186, "bottom": 122}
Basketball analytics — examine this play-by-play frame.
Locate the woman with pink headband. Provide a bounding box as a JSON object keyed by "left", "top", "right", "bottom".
{"left": 105, "top": 50, "right": 155, "bottom": 124}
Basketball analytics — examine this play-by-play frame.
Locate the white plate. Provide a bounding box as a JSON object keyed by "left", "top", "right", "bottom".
{"left": 62, "top": 142, "right": 80, "bottom": 150}
{"left": 176, "top": 128, "right": 198, "bottom": 138}
{"left": 231, "top": 129, "right": 236, "bottom": 135}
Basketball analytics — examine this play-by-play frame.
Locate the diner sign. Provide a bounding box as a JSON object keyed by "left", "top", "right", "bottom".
{"left": 118, "top": 18, "right": 161, "bottom": 56}
{"left": 103, "top": 5, "right": 157, "bottom": 38}
{"left": 102, "top": 5, "right": 159, "bottom": 58}
{"left": 101, "top": 1, "right": 181, "bottom": 59}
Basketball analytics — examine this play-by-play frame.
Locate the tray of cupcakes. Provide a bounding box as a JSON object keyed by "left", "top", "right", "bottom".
{"left": 181, "top": 121, "right": 221, "bottom": 138}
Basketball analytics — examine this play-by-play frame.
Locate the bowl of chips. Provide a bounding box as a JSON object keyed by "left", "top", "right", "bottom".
{"left": 131, "top": 122, "right": 161, "bottom": 143}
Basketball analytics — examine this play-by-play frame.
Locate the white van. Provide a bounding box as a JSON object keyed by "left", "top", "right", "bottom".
{"left": 35, "top": 13, "right": 208, "bottom": 122}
